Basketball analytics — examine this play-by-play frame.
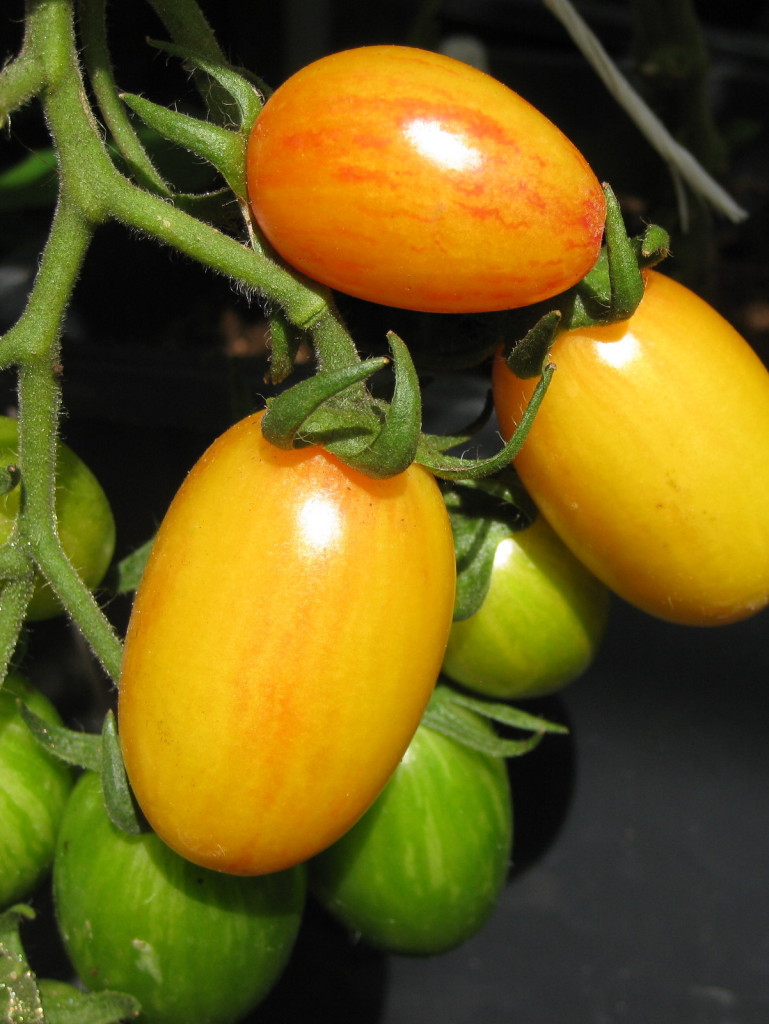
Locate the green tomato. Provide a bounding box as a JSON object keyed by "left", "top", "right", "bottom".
{"left": 0, "top": 672, "right": 73, "bottom": 910}
{"left": 0, "top": 416, "right": 116, "bottom": 621}
{"left": 53, "top": 772, "right": 306, "bottom": 1024}
{"left": 310, "top": 710, "right": 512, "bottom": 955}
{"left": 443, "top": 514, "right": 610, "bottom": 699}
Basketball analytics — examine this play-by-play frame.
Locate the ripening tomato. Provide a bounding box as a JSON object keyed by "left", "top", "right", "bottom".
{"left": 0, "top": 417, "right": 116, "bottom": 620}
{"left": 493, "top": 270, "right": 769, "bottom": 625}
{"left": 118, "top": 410, "right": 456, "bottom": 876}
{"left": 310, "top": 709, "right": 512, "bottom": 955}
{"left": 246, "top": 45, "right": 605, "bottom": 314}
{"left": 442, "top": 514, "right": 610, "bottom": 699}
{"left": 0, "top": 673, "right": 73, "bottom": 909}
{"left": 53, "top": 772, "right": 306, "bottom": 1024}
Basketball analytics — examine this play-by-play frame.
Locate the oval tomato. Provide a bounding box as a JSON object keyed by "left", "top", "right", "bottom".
{"left": 246, "top": 45, "right": 605, "bottom": 314}
{"left": 118, "top": 410, "right": 456, "bottom": 876}
{"left": 443, "top": 514, "right": 610, "bottom": 699}
{"left": 53, "top": 772, "right": 305, "bottom": 1024}
{"left": 310, "top": 709, "right": 512, "bottom": 955}
{"left": 0, "top": 672, "right": 73, "bottom": 909}
{"left": 492, "top": 270, "right": 769, "bottom": 625}
{"left": 0, "top": 417, "right": 116, "bottom": 621}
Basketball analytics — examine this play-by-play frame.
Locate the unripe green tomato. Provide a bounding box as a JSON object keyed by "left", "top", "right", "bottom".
{"left": 53, "top": 772, "right": 306, "bottom": 1024}
{"left": 442, "top": 515, "right": 610, "bottom": 699}
{"left": 0, "top": 672, "right": 73, "bottom": 909}
{"left": 0, "top": 417, "right": 116, "bottom": 620}
{"left": 310, "top": 710, "right": 512, "bottom": 955}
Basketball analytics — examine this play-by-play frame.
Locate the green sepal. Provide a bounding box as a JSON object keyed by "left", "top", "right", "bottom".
{"left": 120, "top": 93, "right": 247, "bottom": 197}
{"left": 324, "top": 333, "right": 421, "bottom": 479}
{"left": 261, "top": 358, "right": 388, "bottom": 451}
{"left": 505, "top": 310, "right": 562, "bottom": 379}
{"left": 115, "top": 536, "right": 154, "bottom": 594}
{"left": 443, "top": 469, "right": 536, "bottom": 620}
{"left": 0, "top": 904, "right": 42, "bottom": 1024}
{"left": 422, "top": 684, "right": 567, "bottom": 758}
{"left": 418, "top": 392, "right": 495, "bottom": 455}
{"left": 146, "top": 39, "right": 265, "bottom": 131}
{"left": 417, "top": 363, "right": 555, "bottom": 480}
{"left": 101, "top": 711, "right": 148, "bottom": 836}
{"left": 19, "top": 702, "right": 101, "bottom": 772}
{"left": 0, "top": 463, "right": 20, "bottom": 497}
{"left": 0, "top": 149, "right": 58, "bottom": 211}
{"left": 266, "top": 312, "right": 307, "bottom": 386}
{"left": 633, "top": 222, "right": 671, "bottom": 269}
{"left": 602, "top": 182, "right": 646, "bottom": 321}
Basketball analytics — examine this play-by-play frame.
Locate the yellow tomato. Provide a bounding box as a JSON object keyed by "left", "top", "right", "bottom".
{"left": 118, "top": 411, "right": 456, "bottom": 875}
{"left": 493, "top": 271, "right": 769, "bottom": 626}
{"left": 247, "top": 45, "right": 605, "bottom": 313}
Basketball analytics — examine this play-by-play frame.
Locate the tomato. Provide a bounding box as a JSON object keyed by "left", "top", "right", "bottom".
{"left": 246, "top": 45, "right": 605, "bottom": 314}
{"left": 492, "top": 270, "right": 769, "bottom": 625}
{"left": 0, "top": 417, "right": 116, "bottom": 621}
{"left": 310, "top": 709, "right": 512, "bottom": 955}
{"left": 53, "top": 772, "right": 306, "bottom": 1024}
{"left": 0, "top": 672, "right": 73, "bottom": 909}
{"left": 443, "top": 514, "right": 610, "bottom": 699}
{"left": 118, "top": 410, "right": 456, "bottom": 876}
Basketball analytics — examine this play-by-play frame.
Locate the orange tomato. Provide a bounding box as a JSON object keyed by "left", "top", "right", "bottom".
{"left": 247, "top": 45, "right": 605, "bottom": 313}
{"left": 492, "top": 271, "right": 769, "bottom": 625}
{"left": 118, "top": 411, "right": 456, "bottom": 875}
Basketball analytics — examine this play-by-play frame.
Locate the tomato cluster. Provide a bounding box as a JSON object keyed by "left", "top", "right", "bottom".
{"left": 6, "top": 40, "right": 769, "bottom": 1024}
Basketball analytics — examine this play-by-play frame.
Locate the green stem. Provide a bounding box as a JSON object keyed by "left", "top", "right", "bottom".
{"left": 16, "top": 359, "right": 124, "bottom": 682}
{"left": 76, "top": 0, "right": 172, "bottom": 194}
{"left": 1, "top": 197, "right": 92, "bottom": 366}
{"left": 0, "top": 33, "right": 47, "bottom": 121}
{"left": 146, "top": 0, "right": 236, "bottom": 124}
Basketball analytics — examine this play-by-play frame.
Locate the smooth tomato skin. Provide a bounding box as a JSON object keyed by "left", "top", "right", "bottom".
{"left": 118, "top": 411, "right": 456, "bottom": 876}
{"left": 493, "top": 270, "right": 769, "bottom": 625}
{"left": 0, "top": 417, "right": 116, "bottom": 621}
{"left": 0, "top": 673, "right": 73, "bottom": 909}
{"left": 53, "top": 772, "right": 306, "bottom": 1024}
{"left": 310, "top": 709, "right": 512, "bottom": 955}
{"left": 442, "top": 515, "right": 610, "bottom": 699}
{"left": 247, "top": 45, "right": 605, "bottom": 314}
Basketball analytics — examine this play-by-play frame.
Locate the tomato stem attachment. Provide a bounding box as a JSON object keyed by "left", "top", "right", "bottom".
{"left": 261, "top": 358, "right": 390, "bottom": 450}
{"left": 323, "top": 333, "right": 422, "bottom": 479}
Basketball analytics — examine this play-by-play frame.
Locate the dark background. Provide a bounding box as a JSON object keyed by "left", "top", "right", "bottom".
{"left": 4, "top": 1, "right": 769, "bottom": 1022}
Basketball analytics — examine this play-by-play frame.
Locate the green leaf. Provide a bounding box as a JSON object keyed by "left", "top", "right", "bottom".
{"left": 19, "top": 703, "right": 101, "bottom": 771}
{"left": 0, "top": 150, "right": 58, "bottom": 211}
{"left": 421, "top": 684, "right": 568, "bottom": 758}
{"left": 100, "top": 712, "right": 148, "bottom": 835}
{"left": 115, "top": 537, "right": 154, "bottom": 594}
